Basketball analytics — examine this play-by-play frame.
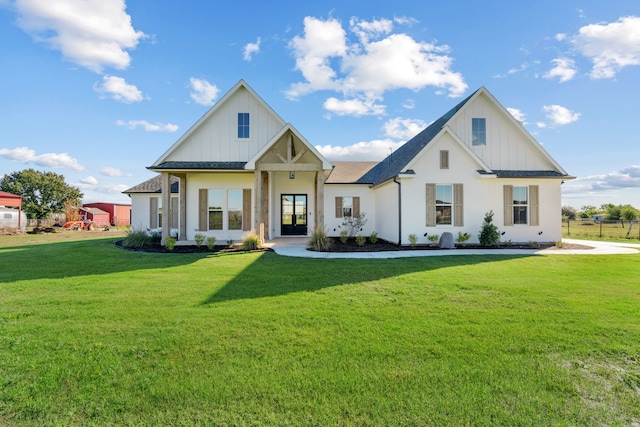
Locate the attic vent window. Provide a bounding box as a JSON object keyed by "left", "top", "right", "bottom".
{"left": 472, "top": 118, "right": 486, "bottom": 146}
{"left": 238, "top": 113, "right": 250, "bottom": 139}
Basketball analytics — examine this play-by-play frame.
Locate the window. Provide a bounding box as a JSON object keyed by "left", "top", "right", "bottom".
{"left": 440, "top": 150, "right": 449, "bottom": 169}
{"left": 472, "top": 118, "right": 486, "bottom": 146}
{"left": 342, "top": 197, "right": 353, "bottom": 217}
{"left": 227, "top": 190, "right": 242, "bottom": 230}
{"left": 426, "top": 183, "right": 463, "bottom": 227}
{"left": 435, "top": 184, "right": 453, "bottom": 225}
{"left": 199, "top": 189, "right": 251, "bottom": 232}
{"left": 513, "top": 186, "right": 528, "bottom": 225}
{"left": 335, "top": 196, "right": 360, "bottom": 218}
{"left": 238, "top": 113, "right": 250, "bottom": 138}
{"left": 208, "top": 190, "right": 223, "bottom": 230}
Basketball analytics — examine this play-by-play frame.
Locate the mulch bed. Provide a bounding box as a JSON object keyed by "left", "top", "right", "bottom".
{"left": 113, "top": 239, "right": 272, "bottom": 254}
{"left": 316, "top": 238, "right": 593, "bottom": 252}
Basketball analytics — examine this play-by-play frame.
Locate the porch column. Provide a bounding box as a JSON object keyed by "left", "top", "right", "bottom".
{"left": 254, "top": 168, "right": 262, "bottom": 237}
{"left": 161, "top": 171, "right": 171, "bottom": 245}
{"left": 178, "top": 174, "right": 186, "bottom": 240}
{"left": 315, "top": 169, "right": 325, "bottom": 232}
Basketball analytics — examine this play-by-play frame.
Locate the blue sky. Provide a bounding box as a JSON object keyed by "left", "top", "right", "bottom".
{"left": 1, "top": 0, "right": 639, "bottom": 209}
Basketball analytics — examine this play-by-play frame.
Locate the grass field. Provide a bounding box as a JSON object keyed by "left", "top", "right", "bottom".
{"left": 1, "top": 232, "right": 639, "bottom": 425}
{"left": 563, "top": 220, "right": 640, "bottom": 242}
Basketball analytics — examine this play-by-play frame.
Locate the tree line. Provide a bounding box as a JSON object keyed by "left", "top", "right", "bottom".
{"left": 562, "top": 203, "right": 639, "bottom": 222}
{"left": 0, "top": 169, "right": 83, "bottom": 219}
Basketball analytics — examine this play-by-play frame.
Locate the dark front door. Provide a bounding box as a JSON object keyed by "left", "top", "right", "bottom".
{"left": 281, "top": 194, "right": 307, "bottom": 235}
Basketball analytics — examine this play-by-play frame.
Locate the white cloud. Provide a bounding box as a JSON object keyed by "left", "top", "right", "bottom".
{"left": 81, "top": 176, "right": 98, "bottom": 185}
{"left": 555, "top": 33, "right": 567, "bottom": 42}
{"left": 14, "top": 0, "right": 145, "bottom": 73}
{"left": 95, "top": 75, "right": 144, "bottom": 103}
{"left": 536, "top": 121, "right": 547, "bottom": 129}
{"left": 582, "top": 165, "right": 640, "bottom": 190}
{"left": 189, "top": 77, "right": 219, "bottom": 106}
{"left": 316, "top": 139, "right": 404, "bottom": 161}
{"left": 75, "top": 181, "right": 129, "bottom": 194}
{"left": 116, "top": 120, "right": 178, "bottom": 132}
{"left": 542, "top": 105, "right": 580, "bottom": 126}
{"left": 544, "top": 58, "right": 577, "bottom": 82}
{"left": 383, "top": 117, "right": 426, "bottom": 139}
{"left": 287, "top": 16, "right": 467, "bottom": 116}
{"left": 0, "top": 146, "right": 84, "bottom": 171}
{"left": 100, "top": 166, "right": 128, "bottom": 177}
{"left": 323, "top": 96, "right": 386, "bottom": 117}
{"left": 402, "top": 99, "right": 415, "bottom": 109}
{"left": 506, "top": 108, "right": 527, "bottom": 124}
{"left": 243, "top": 37, "right": 261, "bottom": 61}
{"left": 571, "top": 16, "right": 640, "bottom": 79}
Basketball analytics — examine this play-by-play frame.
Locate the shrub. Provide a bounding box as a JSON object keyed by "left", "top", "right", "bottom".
{"left": 478, "top": 211, "right": 500, "bottom": 247}
{"left": 227, "top": 239, "right": 234, "bottom": 247}
{"left": 341, "top": 213, "right": 368, "bottom": 237}
{"left": 528, "top": 241, "right": 540, "bottom": 249}
{"left": 555, "top": 240, "right": 564, "bottom": 248}
{"left": 456, "top": 231, "right": 471, "bottom": 246}
{"left": 408, "top": 233, "right": 418, "bottom": 248}
{"left": 355, "top": 234, "right": 366, "bottom": 246}
{"left": 427, "top": 233, "right": 439, "bottom": 246}
{"left": 241, "top": 234, "right": 261, "bottom": 250}
{"left": 165, "top": 237, "right": 177, "bottom": 251}
{"left": 369, "top": 231, "right": 378, "bottom": 244}
{"left": 339, "top": 229, "right": 349, "bottom": 244}
{"left": 122, "top": 229, "right": 155, "bottom": 249}
{"left": 308, "top": 228, "right": 332, "bottom": 251}
{"left": 194, "top": 233, "right": 206, "bottom": 247}
{"left": 206, "top": 236, "right": 217, "bottom": 250}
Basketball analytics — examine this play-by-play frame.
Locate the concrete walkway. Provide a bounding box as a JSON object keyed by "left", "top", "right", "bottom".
{"left": 264, "top": 237, "right": 640, "bottom": 259}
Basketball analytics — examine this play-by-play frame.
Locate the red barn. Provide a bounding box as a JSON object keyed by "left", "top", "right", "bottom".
{"left": 83, "top": 203, "right": 131, "bottom": 226}
{"left": 0, "top": 191, "right": 23, "bottom": 229}
{"left": 79, "top": 207, "right": 110, "bottom": 227}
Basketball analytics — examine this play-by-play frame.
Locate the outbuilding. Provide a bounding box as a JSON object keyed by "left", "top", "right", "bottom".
{"left": 0, "top": 191, "right": 24, "bottom": 230}
{"left": 83, "top": 202, "right": 131, "bottom": 226}
{"left": 79, "top": 207, "right": 110, "bottom": 227}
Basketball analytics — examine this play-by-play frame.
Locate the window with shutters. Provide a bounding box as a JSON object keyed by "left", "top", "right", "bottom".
{"left": 201, "top": 189, "right": 251, "bottom": 231}
{"left": 335, "top": 196, "right": 360, "bottom": 218}
{"left": 426, "top": 183, "right": 463, "bottom": 227}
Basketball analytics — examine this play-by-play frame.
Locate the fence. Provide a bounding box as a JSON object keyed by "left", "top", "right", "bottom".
{"left": 26, "top": 214, "right": 67, "bottom": 228}
{"left": 563, "top": 219, "right": 640, "bottom": 240}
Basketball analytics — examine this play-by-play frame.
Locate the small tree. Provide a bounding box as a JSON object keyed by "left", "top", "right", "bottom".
{"left": 341, "top": 213, "right": 367, "bottom": 237}
{"left": 478, "top": 210, "right": 500, "bottom": 247}
{"left": 561, "top": 205, "right": 577, "bottom": 221}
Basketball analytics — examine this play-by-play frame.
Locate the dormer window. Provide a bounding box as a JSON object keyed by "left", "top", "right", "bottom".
{"left": 238, "top": 113, "right": 250, "bottom": 139}
{"left": 472, "top": 118, "right": 486, "bottom": 146}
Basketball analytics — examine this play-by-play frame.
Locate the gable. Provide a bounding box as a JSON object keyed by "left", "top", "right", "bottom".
{"left": 152, "top": 81, "right": 286, "bottom": 166}
{"left": 447, "top": 91, "right": 563, "bottom": 172}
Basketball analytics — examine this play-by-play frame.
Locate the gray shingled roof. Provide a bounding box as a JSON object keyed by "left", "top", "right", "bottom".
{"left": 123, "top": 175, "right": 179, "bottom": 194}
{"left": 358, "top": 90, "right": 479, "bottom": 186}
{"left": 478, "top": 170, "right": 568, "bottom": 178}
{"left": 150, "top": 161, "right": 247, "bottom": 170}
{"left": 326, "top": 161, "right": 378, "bottom": 184}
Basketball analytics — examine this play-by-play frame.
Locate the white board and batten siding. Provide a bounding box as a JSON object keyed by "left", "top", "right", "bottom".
{"left": 166, "top": 86, "right": 285, "bottom": 164}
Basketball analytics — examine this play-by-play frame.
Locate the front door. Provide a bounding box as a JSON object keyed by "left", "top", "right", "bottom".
{"left": 281, "top": 194, "right": 307, "bottom": 235}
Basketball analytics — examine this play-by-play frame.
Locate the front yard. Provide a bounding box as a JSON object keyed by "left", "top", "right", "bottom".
{"left": 1, "top": 233, "right": 639, "bottom": 425}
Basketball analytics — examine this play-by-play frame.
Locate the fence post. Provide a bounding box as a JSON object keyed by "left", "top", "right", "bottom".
{"left": 567, "top": 219, "right": 570, "bottom": 236}
{"left": 600, "top": 220, "right": 603, "bottom": 238}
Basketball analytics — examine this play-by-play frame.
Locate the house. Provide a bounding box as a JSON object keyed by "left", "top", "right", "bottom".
{"left": 83, "top": 202, "right": 131, "bottom": 226}
{"left": 124, "top": 80, "right": 573, "bottom": 246}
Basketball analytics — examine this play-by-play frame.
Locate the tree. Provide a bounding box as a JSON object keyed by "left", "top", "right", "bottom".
{"left": 621, "top": 205, "right": 638, "bottom": 222}
{"left": 478, "top": 210, "right": 500, "bottom": 247}
{"left": 0, "top": 169, "right": 83, "bottom": 219}
{"left": 561, "top": 205, "right": 577, "bottom": 220}
{"left": 605, "top": 204, "right": 622, "bottom": 221}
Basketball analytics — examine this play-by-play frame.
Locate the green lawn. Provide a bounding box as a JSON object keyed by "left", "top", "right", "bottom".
{"left": 1, "top": 233, "right": 639, "bottom": 426}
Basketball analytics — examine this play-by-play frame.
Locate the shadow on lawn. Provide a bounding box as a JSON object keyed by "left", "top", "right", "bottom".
{"left": 203, "top": 251, "right": 533, "bottom": 304}
{"left": 0, "top": 236, "right": 208, "bottom": 283}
